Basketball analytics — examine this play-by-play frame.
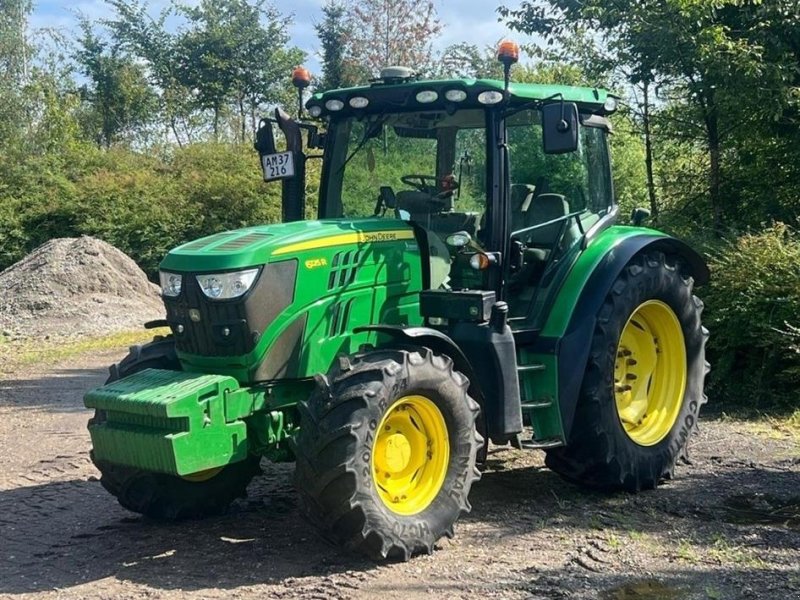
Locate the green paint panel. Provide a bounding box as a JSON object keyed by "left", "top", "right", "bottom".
{"left": 85, "top": 368, "right": 249, "bottom": 475}
{"left": 169, "top": 218, "right": 424, "bottom": 383}
{"left": 540, "top": 226, "right": 664, "bottom": 338}
{"left": 518, "top": 352, "right": 563, "bottom": 442}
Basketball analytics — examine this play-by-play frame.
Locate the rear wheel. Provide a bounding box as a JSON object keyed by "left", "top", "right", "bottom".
{"left": 546, "top": 251, "right": 708, "bottom": 491}
{"left": 89, "top": 338, "right": 261, "bottom": 519}
{"left": 294, "top": 348, "right": 481, "bottom": 560}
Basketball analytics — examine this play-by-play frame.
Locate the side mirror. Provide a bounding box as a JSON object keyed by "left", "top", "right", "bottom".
{"left": 542, "top": 102, "right": 579, "bottom": 154}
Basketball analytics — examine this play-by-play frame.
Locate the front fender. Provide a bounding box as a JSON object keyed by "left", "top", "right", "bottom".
{"left": 353, "top": 325, "right": 482, "bottom": 402}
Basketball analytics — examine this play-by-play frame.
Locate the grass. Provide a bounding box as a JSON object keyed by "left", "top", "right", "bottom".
{"left": 0, "top": 328, "right": 169, "bottom": 374}
{"left": 734, "top": 410, "right": 800, "bottom": 451}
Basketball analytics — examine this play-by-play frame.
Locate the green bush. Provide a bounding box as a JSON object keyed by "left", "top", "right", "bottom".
{"left": 704, "top": 223, "right": 800, "bottom": 411}
{"left": 0, "top": 143, "right": 282, "bottom": 278}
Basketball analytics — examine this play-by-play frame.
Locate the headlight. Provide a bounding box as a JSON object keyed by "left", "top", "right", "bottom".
{"left": 445, "top": 89, "right": 467, "bottom": 102}
{"left": 477, "top": 90, "right": 504, "bottom": 105}
{"left": 196, "top": 268, "right": 259, "bottom": 300}
{"left": 325, "top": 99, "right": 344, "bottom": 111}
{"left": 349, "top": 96, "right": 369, "bottom": 108}
{"left": 159, "top": 271, "right": 183, "bottom": 297}
{"left": 416, "top": 90, "right": 438, "bottom": 104}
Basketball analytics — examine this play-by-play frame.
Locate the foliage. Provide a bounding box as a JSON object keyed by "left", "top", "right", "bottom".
{"left": 75, "top": 19, "right": 156, "bottom": 148}
{"left": 315, "top": 1, "right": 358, "bottom": 90}
{"left": 104, "top": 0, "right": 304, "bottom": 145}
{"left": 704, "top": 224, "right": 800, "bottom": 410}
{"left": 0, "top": 144, "right": 282, "bottom": 278}
{"left": 345, "top": 0, "right": 442, "bottom": 78}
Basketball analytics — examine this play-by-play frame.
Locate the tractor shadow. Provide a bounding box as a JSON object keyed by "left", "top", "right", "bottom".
{"left": 0, "top": 462, "right": 376, "bottom": 594}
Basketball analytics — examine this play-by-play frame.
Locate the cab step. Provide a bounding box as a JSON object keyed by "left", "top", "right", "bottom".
{"left": 521, "top": 400, "right": 552, "bottom": 409}
{"left": 520, "top": 437, "right": 564, "bottom": 450}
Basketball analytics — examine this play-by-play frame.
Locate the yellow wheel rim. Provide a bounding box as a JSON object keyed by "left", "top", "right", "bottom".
{"left": 181, "top": 467, "right": 223, "bottom": 482}
{"left": 372, "top": 395, "right": 449, "bottom": 516}
{"left": 614, "top": 300, "right": 687, "bottom": 446}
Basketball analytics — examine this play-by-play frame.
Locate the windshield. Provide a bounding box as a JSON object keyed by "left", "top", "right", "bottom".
{"left": 320, "top": 108, "right": 612, "bottom": 247}
{"left": 323, "top": 110, "right": 488, "bottom": 234}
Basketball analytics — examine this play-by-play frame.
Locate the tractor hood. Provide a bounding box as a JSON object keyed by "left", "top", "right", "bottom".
{"left": 160, "top": 218, "right": 417, "bottom": 272}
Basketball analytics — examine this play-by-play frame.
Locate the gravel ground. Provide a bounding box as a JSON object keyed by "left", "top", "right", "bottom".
{"left": 1, "top": 345, "right": 798, "bottom": 600}
{"left": 0, "top": 237, "right": 163, "bottom": 341}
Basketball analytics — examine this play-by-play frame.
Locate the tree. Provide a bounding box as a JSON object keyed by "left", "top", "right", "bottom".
{"left": 345, "top": 0, "right": 442, "bottom": 78}
{"left": 0, "top": 0, "right": 33, "bottom": 149}
{"left": 107, "top": 0, "right": 304, "bottom": 143}
{"left": 75, "top": 20, "right": 156, "bottom": 148}
{"left": 106, "top": 0, "right": 193, "bottom": 145}
{"left": 315, "top": 1, "right": 352, "bottom": 90}
{"left": 499, "top": 0, "right": 800, "bottom": 234}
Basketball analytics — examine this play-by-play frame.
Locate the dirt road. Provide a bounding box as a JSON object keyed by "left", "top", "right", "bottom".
{"left": 1, "top": 346, "right": 798, "bottom": 599}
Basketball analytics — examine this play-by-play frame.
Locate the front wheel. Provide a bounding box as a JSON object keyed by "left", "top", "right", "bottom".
{"left": 546, "top": 251, "right": 708, "bottom": 491}
{"left": 294, "top": 348, "right": 482, "bottom": 560}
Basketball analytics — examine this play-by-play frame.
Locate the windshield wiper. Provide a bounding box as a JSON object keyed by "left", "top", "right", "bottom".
{"left": 336, "top": 112, "right": 390, "bottom": 176}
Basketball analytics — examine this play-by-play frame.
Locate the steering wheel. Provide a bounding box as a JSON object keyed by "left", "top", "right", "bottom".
{"left": 400, "top": 174, "right": 460, "bottom": 197}
{"left": 401, "top": 174, "right": 439, "bottom": 194}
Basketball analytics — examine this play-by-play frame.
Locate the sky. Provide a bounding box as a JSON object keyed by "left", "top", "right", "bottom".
{"left": 29, "top": 0, "right": 522, "bottom": 72}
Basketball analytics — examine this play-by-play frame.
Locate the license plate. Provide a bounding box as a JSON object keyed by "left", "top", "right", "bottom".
{"left": 261, "top": 151, "right": 295, "bottom": 181}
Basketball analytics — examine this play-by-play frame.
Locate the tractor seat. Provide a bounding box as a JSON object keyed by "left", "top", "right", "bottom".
{"left": 395, "top": 190, "right": 446, "bottom": 221}
{"left": 510, "top": 193, "right": 575, "bottom": 292}
{"left": 523, "top": 193, "right": 571, "bottom": 250}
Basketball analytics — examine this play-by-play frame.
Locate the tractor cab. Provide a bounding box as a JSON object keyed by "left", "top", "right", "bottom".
{"left": 257, "top": 57, "right": 619, "bottom": 332}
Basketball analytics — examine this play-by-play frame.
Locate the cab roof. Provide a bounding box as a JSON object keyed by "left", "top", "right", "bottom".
{"left": 307, "top": 77, "right": 614, "bottom": 119}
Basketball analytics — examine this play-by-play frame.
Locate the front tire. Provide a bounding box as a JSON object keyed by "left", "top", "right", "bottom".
{"left": 90, "top": 338, "right": 261, "bottom": 519}
{"left": 294, "top": 348, "right": 482, "bottom": 560}
{"left": 546, "top": 251, "right": 708, "bottom": 491}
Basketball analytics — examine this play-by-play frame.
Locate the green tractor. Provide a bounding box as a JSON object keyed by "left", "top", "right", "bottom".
{"left": 84, "top": 46, "right": 708, "bottom": 560}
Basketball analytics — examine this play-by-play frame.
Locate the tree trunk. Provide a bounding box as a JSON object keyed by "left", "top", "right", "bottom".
{"left": 238, "top": 96, "right": 246, "bottom": 144}
{"left": 705, "top": 102, "right": 723, "bottom": 235}
{"left": 213, "top": 106, "right": 220, "bottom": 141}
{"left": 642, "top": 81, "right": 658, "bottom": 222}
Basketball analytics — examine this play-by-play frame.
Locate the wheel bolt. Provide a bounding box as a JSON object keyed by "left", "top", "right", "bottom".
{"left": 626, "top": 358, "right": 637, "bottom": 366}
{"left": 626, "top": 373, "right": 638, "bottom": 380}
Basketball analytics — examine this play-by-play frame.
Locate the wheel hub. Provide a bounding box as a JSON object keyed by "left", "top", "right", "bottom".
{"left": 382, "top": 433, "right": 412, "bottom": 472}
{"left": 372, "top": 395, "right": 449, "bottom": 515}
{"left": 614, "top": 300, "right": 687, "bottom": 446}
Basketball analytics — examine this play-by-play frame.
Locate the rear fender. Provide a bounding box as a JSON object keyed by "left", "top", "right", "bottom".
{"left": 542, "top": 230, "right": 708, "bottom": 440}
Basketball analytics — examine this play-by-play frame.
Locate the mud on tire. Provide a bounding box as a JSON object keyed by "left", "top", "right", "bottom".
{"left": 293, "top": 348, "right": 482, "bottom": 560}
{"left": 545, "top": 251, "right": 709, "bottom": 492}
{"left": 89, "top": 337, "right": 261, "bottom": 519}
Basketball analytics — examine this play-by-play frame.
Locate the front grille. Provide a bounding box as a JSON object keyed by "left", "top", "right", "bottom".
{"left": 163, "top": 260, "right": 297, "bottom": 357}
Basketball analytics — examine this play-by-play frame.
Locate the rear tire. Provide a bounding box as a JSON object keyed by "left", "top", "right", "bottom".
{"left": 546, "top": 251, "right": 708, "bottom": 491}
{"left": 89, "top": 338, "right": 261, "bottom": 519}
{"left": 294, "top": 348, "right": 482, "bottom": 560}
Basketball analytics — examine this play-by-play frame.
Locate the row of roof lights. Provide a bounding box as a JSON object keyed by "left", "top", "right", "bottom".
{"left": 313, "top": 88, "right": 509, "bottom": 116}
{"left": 311, "top": 92, "right": 616, "bottom": 116}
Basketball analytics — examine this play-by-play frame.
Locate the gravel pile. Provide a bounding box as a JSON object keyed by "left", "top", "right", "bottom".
{"left": 0, "top": 236, "right": 164, "bottom": 340}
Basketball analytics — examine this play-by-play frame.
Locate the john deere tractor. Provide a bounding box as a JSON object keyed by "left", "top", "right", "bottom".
{"left": 84, "top": 45, "right": 708, "bottom": 560}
